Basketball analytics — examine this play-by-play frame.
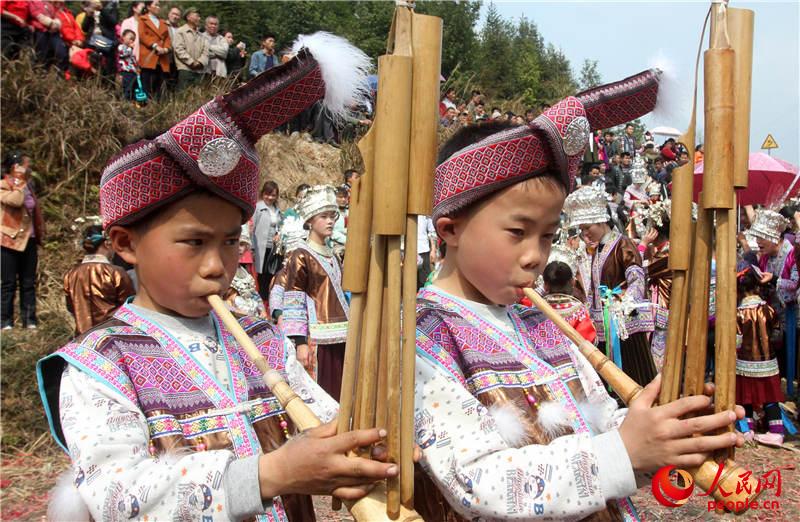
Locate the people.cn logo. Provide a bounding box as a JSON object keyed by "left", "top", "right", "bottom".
{"left": 651, "top": 466, "right": 695, "bottom": 508}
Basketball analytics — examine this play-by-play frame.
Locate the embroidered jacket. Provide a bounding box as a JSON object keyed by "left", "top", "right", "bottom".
{"left": 37, "top": 304, "right": 337, "bottom": 521}
{"left": 414, "top": 286, "right": 640, "bottom": 521}
{"left": 279, "top": 243, "right": 349, "bottom": 344}
{"left": 587, "top": 231, "right": 653, "bottom": 343}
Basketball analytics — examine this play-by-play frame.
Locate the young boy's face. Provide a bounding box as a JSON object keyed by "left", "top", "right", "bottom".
{"left": 110, "top": 193, "right": 243, "bottom": 318}
{"left": 309, "top": 211, "right": 338, "bottom": 239}
{"left": 438, "top": 179, "right": 564, "bottom": 305}
{"left": 123, "top": 33, "right": 135, "bottom": 47}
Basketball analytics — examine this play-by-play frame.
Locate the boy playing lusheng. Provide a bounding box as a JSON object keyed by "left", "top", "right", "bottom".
{"left": 413, "top": 70, "right": 746, "bottom": 520}
{"left": 38, "top": 33, "right": 398, "bottom": 521}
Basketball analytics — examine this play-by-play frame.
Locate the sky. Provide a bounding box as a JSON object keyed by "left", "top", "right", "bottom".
{"left": 480, "top": 1, "right": 799, "bottom": 165}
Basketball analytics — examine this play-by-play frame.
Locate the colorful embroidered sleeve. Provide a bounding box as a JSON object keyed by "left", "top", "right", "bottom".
{"left": 281, "top": 251, "right": 311, "bottom": 338}
{"left": 59, "top": 365, "right": 264, "bottom": 521}
{"left": 415, "top": 355, "right": 637, "bottom": 520}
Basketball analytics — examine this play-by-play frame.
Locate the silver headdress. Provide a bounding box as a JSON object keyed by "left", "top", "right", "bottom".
{"left": 746, "top": 209, "right": 789, "bottom": 244}
{"left": 547, "top": 241, "right": 579, "bottom": 276}
{"left": 564, "top": 186, "right": 608, "bottom": 227}
{"left": 630, "top": 155, "right": 648, "bottom": 185}
{"left": 279, "top": 214, "right": 309, "bottom": 254}
{"left": 296, "top": 185, "right": 339, "bottom": 223}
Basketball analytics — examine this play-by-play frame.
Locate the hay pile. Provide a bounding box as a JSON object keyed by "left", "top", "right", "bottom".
{"left": 0, "top": 54, "right": 355, "bottom": 454}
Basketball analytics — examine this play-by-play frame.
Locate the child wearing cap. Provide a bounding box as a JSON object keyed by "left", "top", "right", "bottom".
{"left": 38, "top": 34, "right": 397, "bottom": 521}
{"left": 276, "top": 185, "right": 349, "bottom": 401}
{"left": 413, "top": 71, "right": 745, "bottom": 521}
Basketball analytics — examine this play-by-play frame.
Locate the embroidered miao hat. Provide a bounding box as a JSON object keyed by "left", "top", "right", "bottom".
{"left": 564, "top": 186, "right": 609, "bottom": 227}
{"left": 99, "top": 33, "right": 370, "bottom": 228}
{"left": 432, "top": 68, "right": 665, "bottom": 224}
{"left": 297, "top": 185, "right": 338, "bottom": 223}
{"left": 630, "top": 154, "right": 648, "bottom": 184}
{"left": 746, "top": 209, "right": 789, "bottom": 244}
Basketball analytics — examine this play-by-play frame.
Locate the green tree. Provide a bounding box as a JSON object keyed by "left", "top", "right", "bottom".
{"left": 578, "top": 59, "right": 601, "bottom": 90}
{"left": 477, "top": 3, "right": 515, "bottom": 99}
{"left": 511, "top": 15, "right": 544, "bottom": 108}
{"left": 415, "top": 0, "right": 481, "bottom": 77}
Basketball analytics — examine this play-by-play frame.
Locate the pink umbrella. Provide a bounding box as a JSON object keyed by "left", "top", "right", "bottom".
{"left": 693, "top": 152, "right": 800, "bottom": 206}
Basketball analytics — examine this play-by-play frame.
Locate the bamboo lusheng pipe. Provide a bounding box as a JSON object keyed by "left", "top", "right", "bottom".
{"left": 659, "top": 271, "right": 688, "bottom": 405}
{"left": 342, "top": 140, "right": 375, "bottom": 293}
{"left": 701, "top": 3, "right": 735, "bottom": 211}
{"left": 400, "top": 217, "right": 417, "bottom": 509}
{"left": 358, "top": 235, "right": 387, "bottom": 429}
{"left": 521, "top": 289, "right": 759, "bottom": 510}
{"left": 728, "top": 8, "right": 754, "bottom": 189}
{"left": 714, "top": 205, "right": 738, "bottom": 461}
{"left": 406, "top": 13, "right": 443, "bottom": 216}
{"left": 684, "top": 206, "right": 713, "bottom": 397}
{"left": 207, "top": 295, "right": 424, "bottom": 521}
{"left": 385, "top": 237, "right": 403, "bottom": 517}
{"left": 371, "top": 58, "right": 412, "bottom": 234}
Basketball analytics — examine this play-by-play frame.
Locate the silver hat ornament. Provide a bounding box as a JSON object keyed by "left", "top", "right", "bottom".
{"left": 297, "top": 185, "right": 339, "bottom": 223}
{"left": 564, "top": 186, "right": 609, "bottom": 227}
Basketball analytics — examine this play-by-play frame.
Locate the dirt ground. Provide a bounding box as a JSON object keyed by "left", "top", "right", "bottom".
{"left": 2, "top": 437, "right": 797, "bottom": 521}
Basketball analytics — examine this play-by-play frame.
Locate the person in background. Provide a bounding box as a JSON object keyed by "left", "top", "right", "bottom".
{"left": 438, "top": 86, "right": 456, "bottom": 116}
{"left": 694, "top": 143, "right": 704, "bottom": 164}
{"left": 163, "top": 4, "right": 181, "bottom": 90}
{"left": 1, "top": 0, "right": 32, "bottom": 59}
{"left": 1, "top": 153, "right": 44, "bottom": 330}
{"left": 203, "top": 15, "right": 228, "bottom": 78}
{"left": 224, "top": 31, "right": 247, "bottom": 81}
{"left": 29, "top": 0, "right": 64, "bottom": 71}
{"left": 172, "top": 6, "right": 207, "bottom": 90}
{"left": 248, "top": 32, "right": 278, "bottom": 77}
{"left": 137, "top": 0, "right": 170, "bottom": 99}
{"left": 117, "top": 29, "right": 139, "bottom": 101}
{"left": 80, "top": 0, "right": 118, "bottom": 78}
{"left": 253, "top": 180, "right": 282, "bottom": 300}
{"left": 119, "top": 1, "right": 144, "bottom": 60}
{"left": 416, "top": 215, "right": 437, "bottom": 289}
{"left": 63, "top": 225, "right": 135, "bottom": 336}
{"left": 223, "top": 227, "right": 267, "bottom": 318}
{"left": 53, "top": 0, "right": 82, "bottom": 72}
{"left": 342, "top": 169, "right": 360, "bottom": 192}
{"left": 735, "top": 267, "right": 786, "bottom": 446}
{"left": 330, "top": 185, "right": 349, "bottom": 260}
{"left": 542, "top": 259, "right": 596, "bottom": 344}
{"left": 465, "top": 89, "right": 481, "bottom": 120}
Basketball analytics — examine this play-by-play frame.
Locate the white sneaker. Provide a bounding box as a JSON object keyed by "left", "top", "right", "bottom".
{"left": 1, "top": 325, "right": 12, "bottom": 330}
{"left": 755, "top": 432, "right": 784, "bottom": 447}
{"left": 26, "top": 324, "right": 37, "bottom": 330}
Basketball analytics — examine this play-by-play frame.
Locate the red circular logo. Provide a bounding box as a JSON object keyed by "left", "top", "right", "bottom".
{"left": 651, "top": 466, "right": 695, "bottom": 508}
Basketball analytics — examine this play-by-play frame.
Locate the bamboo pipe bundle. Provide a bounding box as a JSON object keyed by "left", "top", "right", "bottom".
{"left": 336, "top": 3, "right": 442, "bottom": 517}
{"left": 728, "top": 8, "right": 755, "bottom": 189}
{"left": 521, "top": 289, "right": 759, "bottom": 510}
{"left": 207, "top": 296, "right": 423, "bottom": 521}
{"left": 683, "top": 205, "right": 713, "bottom": 397}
